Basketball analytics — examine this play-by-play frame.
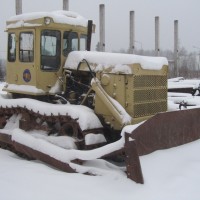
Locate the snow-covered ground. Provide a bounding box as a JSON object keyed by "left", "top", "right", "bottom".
{"left": 1, "top": 139, "right": 200, "bottom": 200}
{"left": 1, "top": 80, "right": 200, "bottom": 200}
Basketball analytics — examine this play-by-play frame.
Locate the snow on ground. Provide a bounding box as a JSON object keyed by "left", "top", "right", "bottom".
{"left": 1, "top": 81, "right": 200, "bottom": 199}
{"left": 168, "top": 77, "right": 200, "bottom": 90}
{"left": 1, "top": 139, "right": 200, "bottom": 200}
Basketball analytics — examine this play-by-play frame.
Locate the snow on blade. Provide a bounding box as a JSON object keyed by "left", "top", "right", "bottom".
{"left": 85, "top": 133, "right": 106, "bottom": 145}
{"left": 11, "top": 129, "right": 124, "bottom": 162}
{"left": 30, "top": 132, "right": 78, "bottom": 150}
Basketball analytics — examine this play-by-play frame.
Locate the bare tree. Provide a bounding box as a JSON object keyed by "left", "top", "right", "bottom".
{"left": 114, "top": 46, "right": 199, "bottom": 79}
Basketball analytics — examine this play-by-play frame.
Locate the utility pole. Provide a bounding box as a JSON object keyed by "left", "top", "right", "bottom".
{"left": 16, "top": 0, "right": 22, "bottom": 15}
{"left": 129, "top": 11, "right": 135, "bottom": 54}
{"left": 63, "top": 0, "right": 69, "bottom": 11}
{"left": 99, "top": 4, "right": 105, "bottom": 52}
{"left": 155, "top": 16, "right": 160, "bottom": 56}
{"left": 174, "top": 20, "right": 179, "bottom": 77}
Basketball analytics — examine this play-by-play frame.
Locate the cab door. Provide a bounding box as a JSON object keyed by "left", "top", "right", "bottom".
{"left": 36, "top": 29, "right": 62, "bottom": 94}
{"left": 18, "top": 30, "right": 36, "bottom": 86}
{"left": 6, "top": 29, "right": 36, "bottom": 94}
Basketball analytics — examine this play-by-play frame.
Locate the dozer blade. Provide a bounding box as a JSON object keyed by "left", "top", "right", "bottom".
{"left": 129, "top": 108, "right": 200, "bottom": 156}
{"left": 123, "top": 108, "right": 200, "bottom": 183}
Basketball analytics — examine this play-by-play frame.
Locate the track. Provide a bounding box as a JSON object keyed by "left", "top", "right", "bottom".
{"left": 0, "top": 97, "right": 106, "bottom": 148}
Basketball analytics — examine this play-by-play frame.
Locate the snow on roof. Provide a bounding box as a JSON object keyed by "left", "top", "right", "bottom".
{"left": 64, "top": 51, "right": 168, "bottom": 74}
{"left": 6, "top": 10, "right": 88, "bottom": 29}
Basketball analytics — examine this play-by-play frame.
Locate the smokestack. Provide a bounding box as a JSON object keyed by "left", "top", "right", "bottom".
{"left": 87, "top": 20, "right": 93, "bottom": 51}
{"left": 155, "top": 16, "right": 160, "bottom": 56}
{"left": 63, "top": 0, "right": 69, "bottom": 11}
{"left": 99, "top": 4, "right": 105, "bottom": 52}
{"left": 174, "top": 20, "right": 179, "bottom": 77}
{"left": 129, "top": 11, "right": 135, "bottom": 54}
{"left": 16, "top": 0, "right": 22, "bottom": 15}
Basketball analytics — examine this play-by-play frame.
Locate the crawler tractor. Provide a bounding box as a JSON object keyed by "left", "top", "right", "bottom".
{"left": 1, "top": 11, "right": 200, "bottom": 184}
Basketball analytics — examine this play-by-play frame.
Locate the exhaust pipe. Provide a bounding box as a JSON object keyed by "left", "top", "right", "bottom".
{"left": 87, "top": 20, "right": 93, "bottom": 51}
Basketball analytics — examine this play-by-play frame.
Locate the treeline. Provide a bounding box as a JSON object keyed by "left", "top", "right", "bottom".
{"left": 1, "top": 47, "right": 200, "bottom": 80}
{"left": 112, "top": 47, "right": 200, "bottom": 79}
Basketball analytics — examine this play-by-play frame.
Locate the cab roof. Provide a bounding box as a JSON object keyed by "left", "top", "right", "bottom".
{"left": 6, "top": 10, "right": 89, "bottom": 29}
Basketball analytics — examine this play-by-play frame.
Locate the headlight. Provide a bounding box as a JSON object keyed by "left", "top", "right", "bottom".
{"left": 44, "top": 17, "right": 51, "bottom": 25}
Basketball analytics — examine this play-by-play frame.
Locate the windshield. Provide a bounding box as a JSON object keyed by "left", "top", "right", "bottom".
{"left": 63, "top": 31, "right": 78, "bottom": 57}
{"left": 41, "top": 30, "right": 61, "bottom": 71}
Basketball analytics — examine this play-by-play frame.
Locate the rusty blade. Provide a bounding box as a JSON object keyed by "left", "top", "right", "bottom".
{"left": 0, "top": 132, "right": 12, "bottom": 145}
{"left": 130, "top": 108, "right": 200, "bottom": 156}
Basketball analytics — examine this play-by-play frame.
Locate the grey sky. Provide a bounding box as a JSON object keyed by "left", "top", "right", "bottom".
{"left": 1, "top": 0, "right": 200, "bottom": 58}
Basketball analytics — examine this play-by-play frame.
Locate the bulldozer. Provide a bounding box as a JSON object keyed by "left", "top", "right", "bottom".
{"left": 1, "top": 10, "right": 200, "bottom": 184}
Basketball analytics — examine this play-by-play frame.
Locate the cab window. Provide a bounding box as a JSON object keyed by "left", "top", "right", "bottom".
{"left": 80, "top": 34, "right": 87, "bottom": 51}
{"left": 19, "top": 32, "right": 34, "bottom": 62}
{"left": 41, "top": 30, "right": 61, "bottom": 71}
{"left": 63, "top": 32, "right": 78, "bottom": 56}
{"left": 8, "top": 33, "right": 16, "bottom": 62}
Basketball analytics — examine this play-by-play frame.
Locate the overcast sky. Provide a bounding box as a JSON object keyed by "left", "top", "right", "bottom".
{"left": 1, "top": 0, "right": 200, "bottom": 58}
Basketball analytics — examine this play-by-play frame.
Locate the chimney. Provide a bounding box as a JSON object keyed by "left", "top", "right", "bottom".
{"left": 99, "top": 4, "right": 105, "bottom": 52}
{"left": 174, "top": 20, "right": 179, "bottom": 77}
{"left": 16, "top": 0, "right": 22, "bottom": 15}
{"left": 63, "top": 0, "right": 69, "bottom": 11}
{"left": 129, "top": 11, "right": 135, "bottom": 54}
{"left": 155, "top": 16, "right": 160, "bottom": 56}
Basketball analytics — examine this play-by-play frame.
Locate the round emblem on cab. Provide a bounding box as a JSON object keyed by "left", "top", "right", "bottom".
{"left": 23, "top": 69, "right": 31, "bottom": 82}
